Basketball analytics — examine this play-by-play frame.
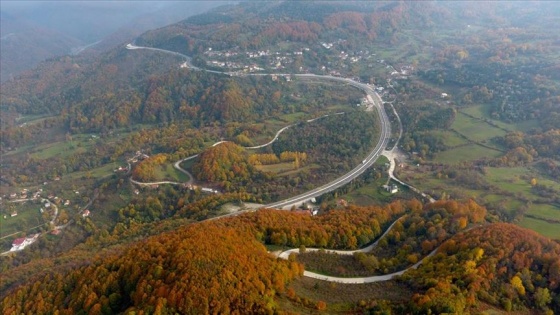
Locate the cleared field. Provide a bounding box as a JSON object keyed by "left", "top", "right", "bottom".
{"left": 0, "top": 202, "right": 46, "bottom": 238}
{"left": 66, "top": 162, "right": 119, "bottom": 180}
{"left": 29, "top": 136, "right": 96, "bottom": 160}
{"left": 485, "top": 167, "right": 560, "bottom": 198}
{"left": 452, "top": 112, "right": 507, "bottom": 142}
{"left": 256, "top": 162, "right": 294, "bottom": 173}
{"left": 484, "top": 167, "right": 533, "bottom": 195}
{"left": 153, "top": 163, "right": 190, "bottom": 182}
{"left": 526, "top": 203, "right": 560, "bottom": 222}
{"left": 461, "top": 105, "right": 538, "bottom": 132}
{"left": 519, "top": 216, "right": 560, "bottom": 240}
{"left": 432, "top": 144, "right": 502, "bottom": 164}
{"left": 277, "top": 164, "right": 321, "bottom": 177}
{"left": 427, "top": 130, "right": 469, "bottom": 147}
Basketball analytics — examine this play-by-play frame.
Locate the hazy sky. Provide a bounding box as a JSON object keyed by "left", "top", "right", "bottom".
{"left": 0, "top": 1, "right": 214, "bottom": 42}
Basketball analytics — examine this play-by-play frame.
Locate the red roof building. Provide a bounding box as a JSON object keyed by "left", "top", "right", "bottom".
{"left": 12, "top": 237, "right": 25, "bottom": 246}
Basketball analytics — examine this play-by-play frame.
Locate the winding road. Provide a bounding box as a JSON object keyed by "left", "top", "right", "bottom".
{"left": 124, "top": 43, "right": 442, "bottom": 282}
{"left": 276, "top": 215, "right": 439, "bottom": 283}
{"left": 127, "top": 42, "right": 437, "bottom": 207}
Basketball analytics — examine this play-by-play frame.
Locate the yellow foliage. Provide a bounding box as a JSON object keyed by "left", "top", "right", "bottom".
{"left": 510, "top": 275, "right": 526, "bottom": 295}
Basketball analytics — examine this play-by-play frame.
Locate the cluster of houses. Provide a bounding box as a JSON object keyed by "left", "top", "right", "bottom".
{"left": 8, "top": 188, "right": 42, "bottom": 201}
{"left": 197, "top": 39, "right": 412, "bottom": 80}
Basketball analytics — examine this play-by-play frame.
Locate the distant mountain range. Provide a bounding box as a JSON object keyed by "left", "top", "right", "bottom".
{"left": 0, "top": 1, "right": 229, "bottom": 82}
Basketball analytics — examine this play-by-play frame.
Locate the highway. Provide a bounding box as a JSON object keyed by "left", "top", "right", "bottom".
{"left": 126, "top": 43, "right": 394, "bottom": 210}
{"left": 264, "top": 75, "right": 391, "bottom": 209}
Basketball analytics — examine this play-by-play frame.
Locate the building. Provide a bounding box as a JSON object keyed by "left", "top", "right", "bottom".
{"left": 201, "top": 187, "right": 218, "bottom": 194}
{"left": 10, "top": 234, "right": 39, "bottom": 251}
{"left": 383, "top": 184, "right": 399, "bottom": 194}
{"left": 82, "top": 210, "right": 91, "bottom": 217}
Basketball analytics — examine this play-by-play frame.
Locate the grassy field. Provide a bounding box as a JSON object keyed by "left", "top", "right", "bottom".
{"left": 432, "top": 144, "right": 502, "bottom": 164}
{"left": 427, "top": 130, "right": 469, "bottom": 147}
{"left": 66, "top": 162, "right": 119, "bottom": 180}
{"left": 452, "top": 112, "right": 507, "bottom": 143}
{"left": 485, "top": 167, "right": 560, "bottom": 198}
{"left": 29, "top": 135, "right": 96, "bottom": 160}
{"left": 0, "top": 201, "right": 46, "bottom": 238}
{"left": 153, "top": 163, "right": 190, "bottom": 182}
{"left": 256, "top": 162, "right": 295, "bottom": 174}
{"left": 518, "top": 216, "right": 560, "bottom": 240}
{"left": 461, "top": 105, "right": 538, "bottom": 132}
{"left": 526, "top": 203, "right": 560, "bottom": 222}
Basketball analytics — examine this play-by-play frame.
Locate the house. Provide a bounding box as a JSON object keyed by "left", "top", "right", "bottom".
{"left": 11, "top": 238, "right": 27, "bottom": 251}
{"left": 383, "top": 184, "right": 399, "bottom": 194}
{"left": 64, "top": 200, "right": 70, "bottom": 206}
{"left": 10, "top": 234, "right": 40, "bottom": 251}
{"left": 82, "top": 210, "right": 91, "bottom": 217}
{"left": 441, "top": 93, "right": 448, "bottom": 98}
{"left": 9, "top": 193, "right": 17, "bottom": 199}
{"left": 10, "top": 211, "right": 18, "bottom": 217}
{"left": 201, "top": 187, "right": 218, "bottom": 194}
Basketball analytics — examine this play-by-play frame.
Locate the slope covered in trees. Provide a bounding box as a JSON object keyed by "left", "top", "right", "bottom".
{"left": 2, "top": 200, "right": 559, "bottom": 314}
{"left": 192, "top": 142, "right": 256, "bottom": 185}
{"left": 401, "top": 223, "right": 560, "bottom": 314}
{"left": 0, "top": 222, "right": 302, "bottom": 314}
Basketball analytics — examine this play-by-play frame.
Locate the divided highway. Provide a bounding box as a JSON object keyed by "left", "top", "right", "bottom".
{"left": 265, "top": 75, "right": 391, "bottom": 209}
{"left": 126, "top": 43, "right": 394, "bottom": 209}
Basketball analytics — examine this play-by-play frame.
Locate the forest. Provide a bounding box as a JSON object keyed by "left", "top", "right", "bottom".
{"left": 1, "top": 1, "right": 559, "bottom": 313}
{"left": 2, "top": 200, "right": 559, "bottom": 314}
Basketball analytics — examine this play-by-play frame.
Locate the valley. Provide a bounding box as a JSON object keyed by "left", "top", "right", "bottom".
{"left": 1, "top": 1, "right": 559, "bottom": 314}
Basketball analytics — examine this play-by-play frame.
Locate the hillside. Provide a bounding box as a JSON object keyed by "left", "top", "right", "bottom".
{"left": 0, "top": 1, "right": 559, "bottom": 313}
{"left": 1, "top": 201, "right": 559, "bottom": 314}
{"left": 0, "top": 11, "right": 82, "bottom": 82}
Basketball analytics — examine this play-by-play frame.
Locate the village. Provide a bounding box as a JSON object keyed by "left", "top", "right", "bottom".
{"left": 0, "top": 180, "right": 94, "bottom": 254}
{"left": 0, "top": 38, "right": 417, "bottom": 256}
{"left": 197, "top": 39, "right": 416, "bottom": 80}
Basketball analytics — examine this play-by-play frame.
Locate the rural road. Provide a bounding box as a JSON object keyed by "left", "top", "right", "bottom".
{"left": 276, "top": 215, "right": 440, "bottom": 284}
{"left": 123, "top": 43, "right": 444, "bottom": 283}
{"left": 126, "top": 42, "right": 438, "bottom": 207}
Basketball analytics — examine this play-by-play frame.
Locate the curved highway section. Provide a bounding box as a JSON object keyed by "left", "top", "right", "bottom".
{"left": 126, "top": 42, "right": 393, "bottom": 210}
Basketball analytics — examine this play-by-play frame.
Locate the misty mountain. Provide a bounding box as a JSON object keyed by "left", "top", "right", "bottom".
{"left": 0, "top": 10, "right": 82, "bottom": 82}
{"left": 88, "top": 2, "right": 232, "bottom": 55}
{"left": 0, "top": 1, "right": 231, "bottom": 82}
